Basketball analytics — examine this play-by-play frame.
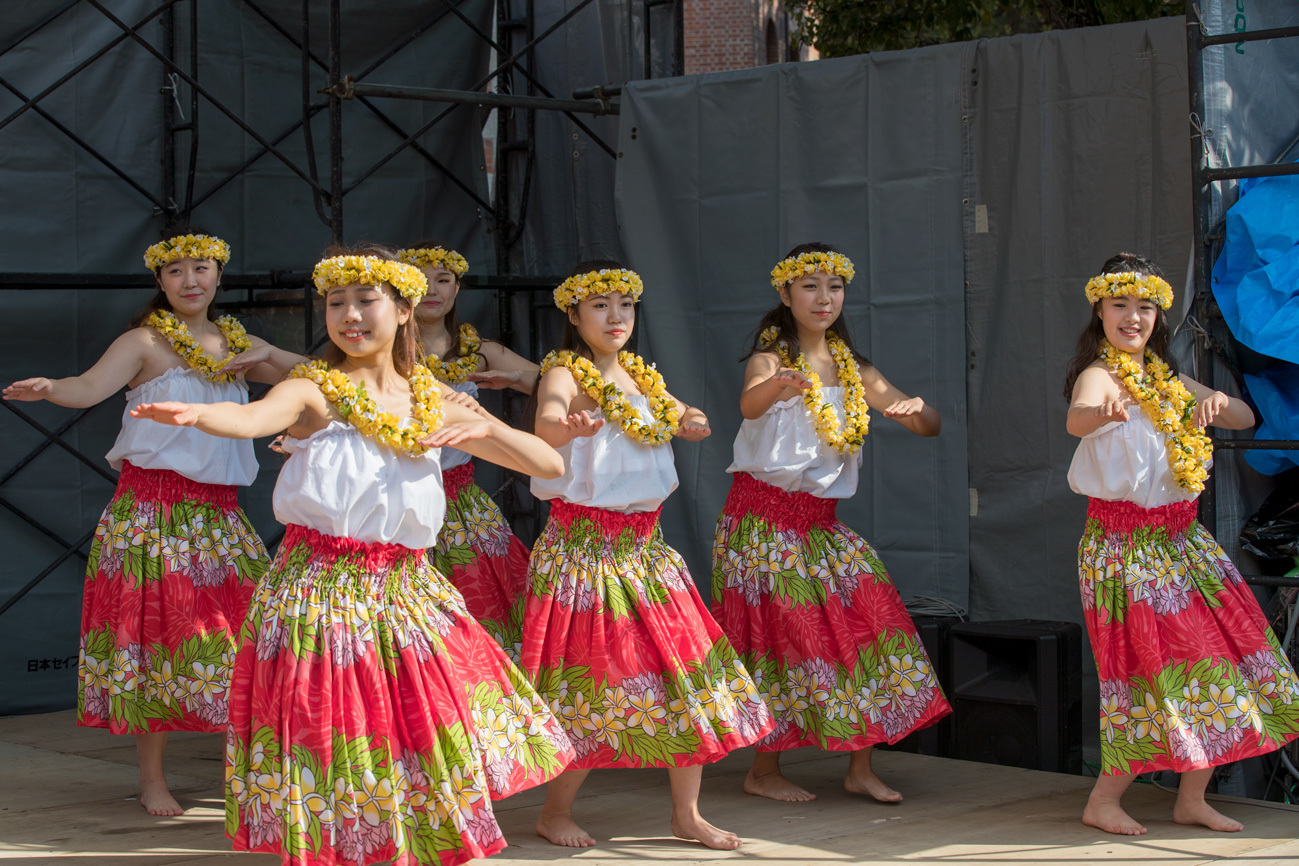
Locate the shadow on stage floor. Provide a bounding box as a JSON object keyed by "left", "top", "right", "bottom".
{"left": 3, "top": 710, "right": 1298, "bottom": 865}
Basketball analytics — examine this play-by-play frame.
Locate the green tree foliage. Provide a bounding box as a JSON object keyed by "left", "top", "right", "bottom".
{"left": 787, "top": 1, "right": 1180, "bottom": 56}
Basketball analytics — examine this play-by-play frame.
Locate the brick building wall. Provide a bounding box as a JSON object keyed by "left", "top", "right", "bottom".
{"left": 682, "top": 0, "right": 815, "bottom": 76}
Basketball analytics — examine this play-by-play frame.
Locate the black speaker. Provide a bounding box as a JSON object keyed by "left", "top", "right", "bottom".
{"left": 880, "top": 615, "right": 958, "bottom": 757}
{"left": 949, "top": 619, "right": 1082, "bottom": 774}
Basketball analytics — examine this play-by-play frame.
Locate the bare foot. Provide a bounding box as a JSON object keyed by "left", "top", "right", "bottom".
{"left": 744, "top": 767, "right": 817, "bottom": 802}
{"left": 844, "top": 770, "right": 903, "bottom": 803}
{"left": 139, "top": 779, "right": 184, "bottom": 816}
{"left": 1082, "top": 798, "right": 1146, "bottom": 835}
{"left": 1173, "top": 800, "right": 1243, "bottom": 832}
{"left": 671, "top": 814, "right": 742, "bottom": 850}
{"left": 536, "top": 813, "right": 596, "bottom": 848}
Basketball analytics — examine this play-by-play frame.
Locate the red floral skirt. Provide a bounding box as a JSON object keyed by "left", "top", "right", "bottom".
{"left": 1079, "top": 497, "right": 1299, "bottom": 775}
{"left": 78, "top": 461, "right": 264, "bottom": 733}
{"left": 519, "top": 499, "right": 773, "bottom": 769}
{"left": 711, "top": 472, "right": 951, "bottom": 751}
{"left": 432, "top": 460, "right": 530, "bottom": 654}
{"left": 226, "top": 524, "right": 575, "bottom": 866}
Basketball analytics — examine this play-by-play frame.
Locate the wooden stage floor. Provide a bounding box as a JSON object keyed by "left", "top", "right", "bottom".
{"left": 2, "top": 710, "right": 1296, "bottom": 865}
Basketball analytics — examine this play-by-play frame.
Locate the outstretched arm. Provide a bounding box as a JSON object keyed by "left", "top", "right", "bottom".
{"left": 1067, "top": 365, "right": 1131, "bottom": 438}
{"left": 861, "top": 365, "right": 941, "bottom": 437}
{"left": 533, "top": 367, "right": 604, "bottom": 447}
{"left": 469, "top": 341, "right": 542, "bottom": 394}
{"left": 422, "top": 401, "right": 563, "bottom": 478}
{"left": 218, "top": 335, "right": 305, "bottom": 385}
{"left": 670, "top": 394, "right": 710, "bottom": 441}
{"left": 130, "top": 377, "right": 324, "bottom": 440}
{"left": 3, "top": 329, "right": 151, "bottom": 408}
{"left": 739, "top": 351, "right": 814, "bottom": 420}
{"left": 1180, "top": 375, "right": 1255, "bottom": 430}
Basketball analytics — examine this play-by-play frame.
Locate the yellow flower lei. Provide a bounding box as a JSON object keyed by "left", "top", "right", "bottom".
{"left": 1084, "top": 271, "right": 1174, "bottom": 310}
{"left": 397, "top": 246, "right": 470, "bottom": 277}
{"left": 760, "top": 326, "right": 870, "bottom": 454}
{"left": 1099, "top": 340, "right": 1212, "bottom": 493}
{"left": 424, "top": 323, "right": 482, "bottom": 385}
{"left": 312, "top": 255, "right": 428, "bottom": 302}
{"left": 146, "top": 310, "right": 250, "bottom": 383}
{"left": 143, "top": 234, "right": 231, "bottom": 271}
{"left": 553, "top": 268, "right": 644, "bottom": 310}
{"left": 287, "top": 360, "right": 445, "bottom": 455}
{"left": 770, "top": 251, "right": 856, "bottom": 289}
{"left": 540, "top": 350, "right": 679, "bottom": 444}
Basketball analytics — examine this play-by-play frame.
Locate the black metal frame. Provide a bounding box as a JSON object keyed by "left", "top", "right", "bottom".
{"left": 1185, "top": 2, "right": 1299, "bottom": 591}
{"left": 0, "top": 0, "right": 682, "bottom": 619}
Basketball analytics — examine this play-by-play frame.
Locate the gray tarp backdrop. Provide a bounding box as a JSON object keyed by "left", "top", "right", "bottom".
{"left": 4, "top": 13, "right": 1274, "bottom": 753}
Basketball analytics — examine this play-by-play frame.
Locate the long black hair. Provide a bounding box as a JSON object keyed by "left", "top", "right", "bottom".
{"left": 1062, "top": 252, "right": 1178, "bottom": 402}
{"left": 405, "top": 238, "right": 478, "bottom": 364}
{"left": 318, "top": 243, "right": 422, "bottom": 377}
{"left": 128, "top": 223, "right": 224, "bottom": 329}
{"left": 741, "top": 242, "right": 871, "bottom": 367}
{"left": 525, "top": 258, "right": 630, "bottom": 432}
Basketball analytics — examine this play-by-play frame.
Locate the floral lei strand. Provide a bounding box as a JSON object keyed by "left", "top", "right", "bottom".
{"left": 540, "top": 350, "right": 679, "bottom": 444}
{"left": 424, "top": 323, "right": 482, "bottom": 385}
{"left": 760, "top": 326, "right": 870, "bottom": 455}
{"left": 288, "top": 360, "right": 445, "bottom": 455}
{"left": 1100, "top": 340, "right": 1212, "bottom": 493}
{"left": 147, "top": 310, "right": 250, "bottom": 383}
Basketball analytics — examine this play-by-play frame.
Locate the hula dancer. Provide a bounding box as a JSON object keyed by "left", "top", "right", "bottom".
{"left": 3, "top": 229, "right": 300, "bottom": 815}
{"left": 711, "top": 242, "right": 951, "bottom": 803}
{"left": 133, "top": 247, "right": 574, "bottom": 865}
{"left": 1066, "top": 253, "right": 1299, "bottom": 835}
{"left": 523, "top": 262, "right": 773, "bottom": 850}
{"left": 399, "top": 242, "right": 539, "bottom": 652}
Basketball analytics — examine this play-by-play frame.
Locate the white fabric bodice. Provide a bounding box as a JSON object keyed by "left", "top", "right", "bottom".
{"left": 273, "top": 422, "right": 446, "bottom": 547}
{"left": 106, "top": 366, "right": 258, "bottom": 486}
{"left": 727, "top": 386, "right": 860, "bottom": 499}
{"left": 1068, "top": 410, "right": 1202, "bottom": 508}
{"left": 439, "top": 380, "right": 479, "bottom": 471}
{"left": 530, "top": 395, "right": 679, "bottom": 513}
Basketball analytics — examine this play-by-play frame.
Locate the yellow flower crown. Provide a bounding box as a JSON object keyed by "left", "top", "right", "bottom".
{"left": 1084, "top": 271, "right": 1174, "bottom": 310}
{"left": 312, "top": 255, "right": 428, "bottom": 301}
{"left": 397, "top": 246, "right": 470, "bottom": 277}
{"left": 143, "top": 234, "right": 231, "bottom": 271}
{"left": 770, "top": 251, "right": 856, "bottom": 289}
{"left": 553, "top": 268, "right": 644, "bottom": 310}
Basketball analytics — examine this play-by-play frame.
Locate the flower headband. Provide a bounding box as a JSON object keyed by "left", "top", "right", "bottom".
{"left": 143, "top": 234, "right": 231, "bottom": 271}
{"left": 770, "top": 251, "right": 856, "bottom": 289}
{"left": 553, "top": 268, "right": 644, "bottom": 310}
{"left": 397, "top": 246, "right": 470, "bottom": 277}
{"left": 312, "top": 255, "right": 428, "bottom": 301}
{"left": 1084, "top": 271, "right": 1173, "bottom": 310}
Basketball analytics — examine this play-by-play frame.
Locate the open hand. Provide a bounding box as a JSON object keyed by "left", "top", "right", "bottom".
{"left": 420, "top": 419, "right": 493, "bottom": 449}
{"left": 1094, "top": 398, "right": 1132, "bottom": 424}
{"left": 215, "top": 344, "right": 272, "bottom": 374}
{"left": 677, "top": 419, "right": 711, "bottom": 441}
{"left": 771, "top": 368, "right": 814, "bottom": 391}
{"left": 3, "top": 378, "right": 53, "bottom": 402}
{"left": 130, "top": 401, "right": 201, "bottom": 427}
{"left": 467, "top": 369, "right": 522, "bottom": 390}
{"left": 1193, "top": 391, "right": 1230, "bottom": 428}
{"left": 883, "top": 397, "right": 925, "bottom": 417}
{"left": 562, "top": 411, "right": 605, "bottom": 438}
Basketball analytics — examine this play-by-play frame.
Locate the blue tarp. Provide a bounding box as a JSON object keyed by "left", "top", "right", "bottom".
{"left": 1211, "top": 172, "right": 1299, "bottom": 365}
{"left": 1211, "top": 170, "right": 1299, "bottom": 475}
{"left": 1243, "top": 364, "right": 1299, "bottom": 475}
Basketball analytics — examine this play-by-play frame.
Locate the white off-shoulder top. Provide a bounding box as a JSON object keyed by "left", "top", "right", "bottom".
{"left": 106, "top": 366, "right": 258, "bottom": 486}
{"left": 273, "top": 421, "right": 446, "bottom": 547}
{"left": 530, "top": 395, "right": 678, "bottom": 513}
{"left": 1067, "top": 410, "right": 1201, "bottom": 508}
{"left": 727, "top": 386, "right": 859, "bottom": 499}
